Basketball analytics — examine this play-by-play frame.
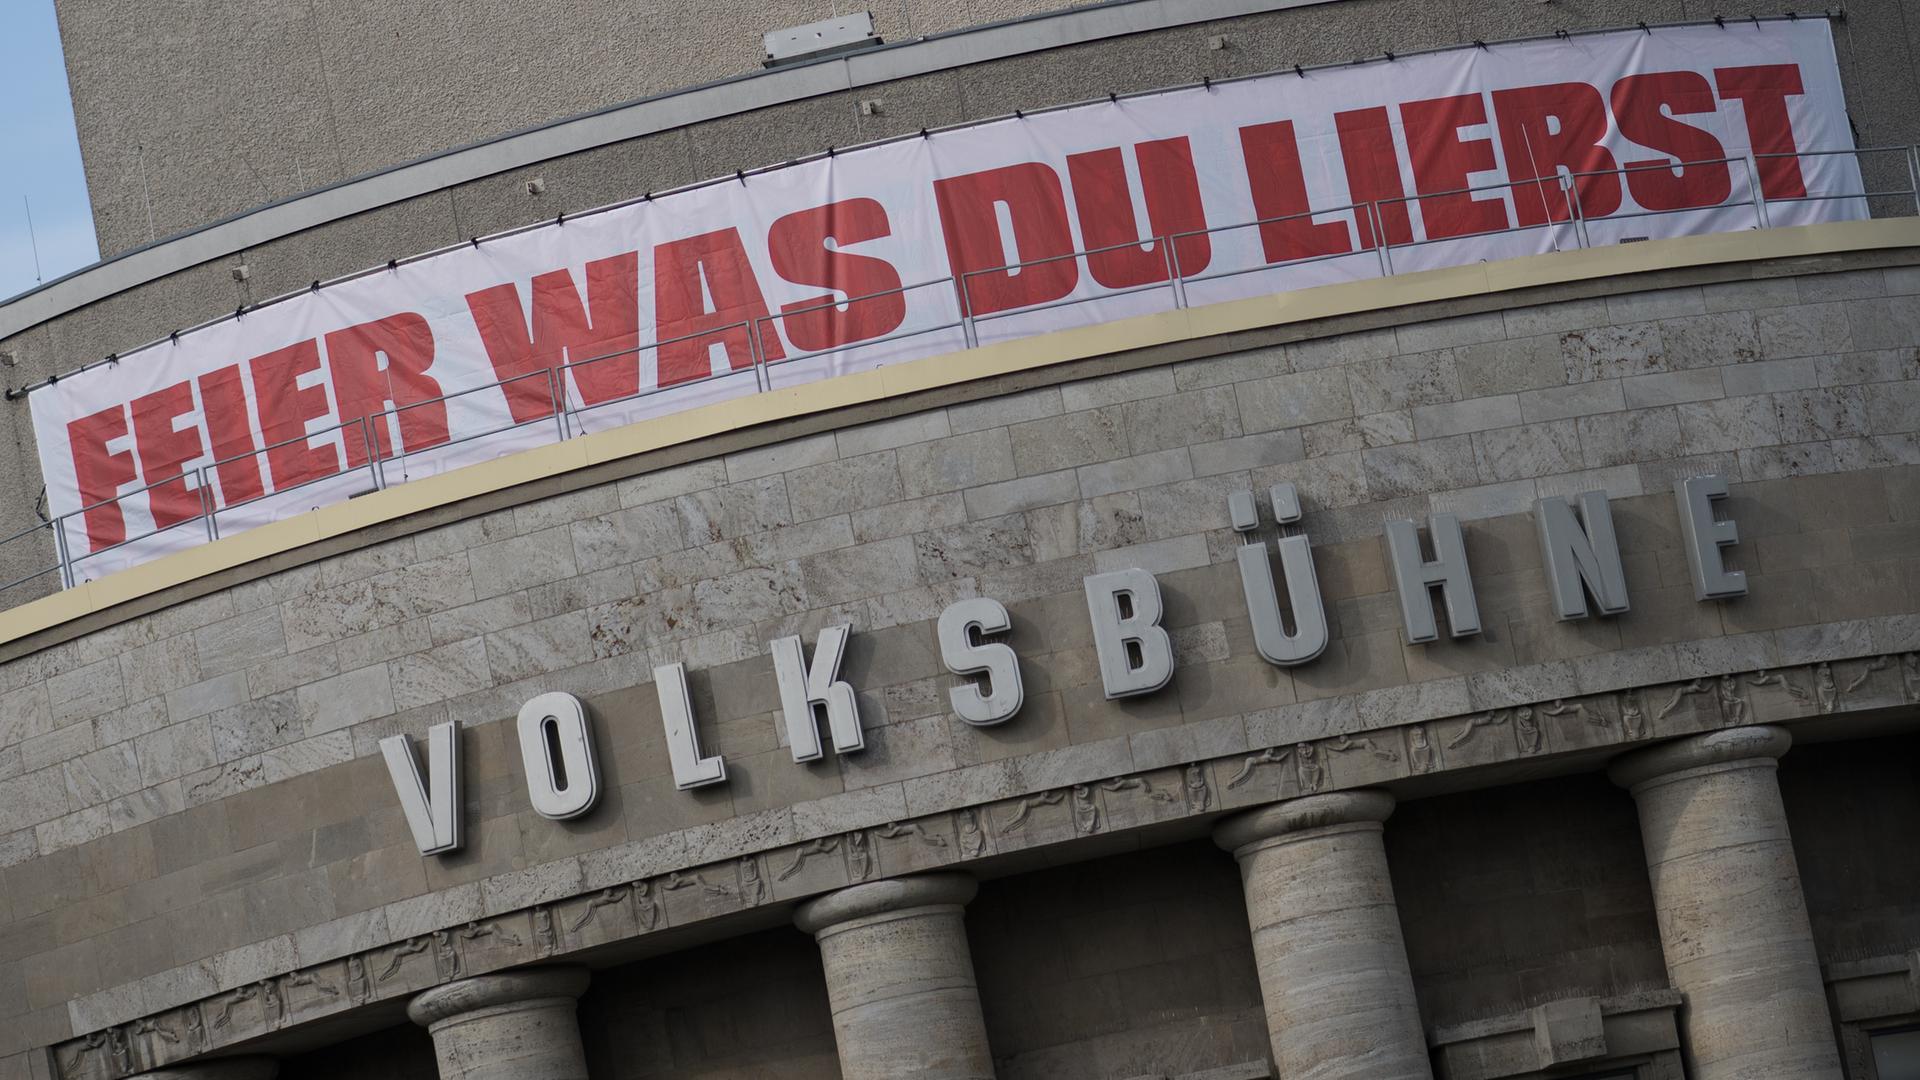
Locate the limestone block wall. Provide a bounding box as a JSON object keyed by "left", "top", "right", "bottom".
{"left": 2, "top": 254, "right": 1919, "bottom": 1077}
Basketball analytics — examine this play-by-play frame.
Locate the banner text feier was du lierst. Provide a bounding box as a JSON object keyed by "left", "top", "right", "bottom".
{"left": 29, "top": 22, "right": 1860, "bottom": 581}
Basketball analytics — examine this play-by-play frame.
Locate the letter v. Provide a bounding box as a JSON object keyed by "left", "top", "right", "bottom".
{"left": 381, "top": 721, "right": 463, "bottom": 855}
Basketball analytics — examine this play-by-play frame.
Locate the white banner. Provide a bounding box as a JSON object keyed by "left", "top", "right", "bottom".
{"left": 31, "top": 21, "right": 1860, "bottom": 583}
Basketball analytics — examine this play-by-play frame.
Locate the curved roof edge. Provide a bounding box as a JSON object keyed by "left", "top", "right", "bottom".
{"left": 0, "top": 0, "right": 1328, "bottom": 342}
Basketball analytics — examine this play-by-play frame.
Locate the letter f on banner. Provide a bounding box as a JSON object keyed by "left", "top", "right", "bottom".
{"left": 771, "top": 624, "right": 864, "bottom": 762}
{"left": 381, "top": 722, "right": 462, "bottom": 856}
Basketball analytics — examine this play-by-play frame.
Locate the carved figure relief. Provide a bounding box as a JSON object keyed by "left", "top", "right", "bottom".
{"left": 1326, "top": 734, "right": 1397, "bottom": 761}
{"left": 1619, "top": 690, "right": 1646, "bottom": 738}
{"left": 1542, "top": 699, "right": 1586, "bottom": 722}
{"left": 571, "top": 887, "right": 631, "bottom": 933}
{"left": 461, "top": 920, "right": 521, "bottom": 951}
{"left": 999, "top": 790, "right": 1066, "bottom": 835}
{"left": 1814, "top": 662, "right": 1838, "bottom": 713}
{"left": 1513, "top": 706, "right": 1541, "bottom": 755}
{"left": 183, "top": 1004, "right": 207, "bottom": 1054}
{"left": 533, "top": 905, "right": 559, "bottom": 956}
{"left": 282, "top": 970, "right": 341, "bottom": 1006}
{"left": 959, "top": 808, "right": 987, "bottom": 857}
{"left": 1844, "top": 655, "right": 1890, "bottom": 693}
{"left": 1657, "top": 679, "right": 1710, "bottom": 722}
{"left": 847, "top": 830, "right": 873, "bottom": 880}
{"left": 1183, "top": 762, "right": 1212, "bottom": 812}
{"left": 1227, "top": 747, "right": 1290, "bottom": 790}
{"left": 1447, "top": 711, "right": 1505, "bottom": 749}
{"left": 633, "top": 879, "right": 661, "bottom": 931}
{"left": 346, "top": 955, "right": 371, "bottom": 1004}
{"left": 1717, "top": 673, "right": 1749, "bottom": 726}
{"left": 1071, "top": 785, "right": 1101, "bottom": 834}
{"left": 873, "top": 821, "right": 948, "bottom": 847}
{"left": 739, "top": 856, "right": 767, "bottom": 904}
{"left": 59, "top": 1033, "right": 105, "bottom": 1080}
{"left": 377, "top": 937, "right": 430, "bottom": 983}
{"left": 211, "top": 984, "right": 260, "bottom": 1030}
{"left": 131, "top": 1017, "right": 178, "bottom": 1068}
{"left": 1407, "top": 724, "right": 1436, "bottom": 774}
{"left": 1295, "top": 742, "right": 1323, "bottom": 794}
{"left": 107, "top": 1027, "right": 131, "bottom": 1074}
{"left": 433, "top": 928, "right": 460, "bottom": 978}
{"left": 778, "top": 837, "right": 841, "bottom": 880}
{"left": 1100, "top": 775, "right": 1171, "bottom": 802}
{"left": 662, "top": 870, "right": 732, "bottom": 897}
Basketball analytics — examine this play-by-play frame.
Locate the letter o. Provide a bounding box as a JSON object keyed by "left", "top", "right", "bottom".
{"left": 516, "top": 691, "right": 601, "bottom": 820}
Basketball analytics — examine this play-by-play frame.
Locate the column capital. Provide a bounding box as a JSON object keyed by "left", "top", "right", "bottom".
{"left": 128, "top": 1061, "right": 278, "bottom": 1080}
{"left": 1608, "top": 725, "right": 1791, "bottom": 792}
{"left": 1212, "top": 789, "right": 1395, "bottom": 855}
{"left": 406, "top": 965, "right": 590, "bottom": 1029}
{"left": 794, "top": 872, "right": 977, "bottom": 935}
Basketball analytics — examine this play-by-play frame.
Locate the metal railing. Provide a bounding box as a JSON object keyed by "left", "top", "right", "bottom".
{"left": 5, "top": 145, "right": 1914, "bottom": 601}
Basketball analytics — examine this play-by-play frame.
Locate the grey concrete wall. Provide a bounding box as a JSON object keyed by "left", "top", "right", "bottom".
{"left": 1387, "top": 775, "right": 1667, "bottom": 1033}
{"left": 1778, "top": 731, "right": 1920, "bottom": 967}
{"left": 970, "top": 842, "right": 1267, "bottom": 1079}
{"left": 3, "top": 260, "right": 1919, "bottom": 1078}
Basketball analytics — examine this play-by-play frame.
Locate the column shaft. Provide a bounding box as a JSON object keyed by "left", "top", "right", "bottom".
{"left": 795, "top": 874, "right": 995, "bottom": 1080}
{"left": 1611, "top": 726, "right": 1842, "bottom": 1080}
{"left": 1215, "top": 791, "right": 1432, "bottom": 1080}
{"left": 407, "top": 966, "right": 591, "bottom": 1080}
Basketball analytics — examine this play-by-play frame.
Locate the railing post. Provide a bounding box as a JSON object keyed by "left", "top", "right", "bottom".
{"left": 1161, "top": 237, "right": 1187, "bottom": 310}
{"left": 1564, "top": 176, "right": 1591, "bottom": 249}
{"left": 1906, "top": 144, "right": 1919, "bottom": 216}
{"left": 1374, "top": 203, "right": 1396, "bottom": 276}
{"left": 364, "top": 416, "right": 386, "bottom": 491}
{"left": 197, "top": 467, "right": 217, "bottom": 542}
{"left": 548, "top": 366, "right": 570, "bottom": 442}
{"left": 1744, "top": 154, "right": 1772, "bottom": 229}
{"left": 958, "top": 273, "right": 980, "bottom": 349}
{"left": 53, "top": 516, "right": 74, "bottom": 590}
{"left": 1364, "top": 203, "right": 1390, "bottom": 278}
{"left": 748, "top": 318, "right": 770, "bottom": 392}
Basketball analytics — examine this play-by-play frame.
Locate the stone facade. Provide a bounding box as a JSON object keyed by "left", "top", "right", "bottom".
{"left": 0, "top": 249, "right": 1917, "bottom": 1079}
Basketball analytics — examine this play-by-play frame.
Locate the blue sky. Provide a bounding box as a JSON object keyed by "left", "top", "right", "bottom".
{"left": 0, "top": 0, "right": 99, "bottom": 301}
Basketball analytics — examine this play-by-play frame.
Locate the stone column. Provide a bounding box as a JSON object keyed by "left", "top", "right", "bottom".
{"left": 407, "top": 966, "right": 591, "bottom": 1080}
{"left": 1214, "top": 790, "right": 1433, "bottom": 1080}
{"left": 128, "top": 1061, "right": 278, "bottom": 1080}
{"left": 1609, "top": 726, "right": 1842, "bottom": 1079}
{"left": 794, "top": 873, "right": 996, "bottom": 1080}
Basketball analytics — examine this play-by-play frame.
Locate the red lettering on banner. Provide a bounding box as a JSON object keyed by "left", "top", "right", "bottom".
{"left": 1715, "top": 64, "right": 1807, "bottom": 198}
{"left": 129, "top": 382, "right": 206, "bottom": 528}
{"left": 198, "top": 365, "right": 265, "bottom": 506}
{"left": 67, "top": 405, "right": 137, "bottom": 552}
{"left": 325, "top": 313, "right": 447, "bottom": 466}
{"left": 935, "top": 162, "right": 1078, "bottom": 317}
{"left": 1334, "top": 107, "right": 1414, "bottom": 249}
{"left": 766, "top": 199, "right": 906, "bottom": 351}
{"left": 1611, "top": 72, "right": 1732, "bottom": 210}
{"left": 1402, "top": 93, "right": 1511, "bottom": 239}
{"left": 467, "top": 252, "right": 642, "bottom": 421}
{"left": 1065, "top": 138, "right": 1212, "bottom": 286}
{"left": 1240, "top": 120, "right": 1350, "bottom": 263}
{"left": 654, "top": 228, "right": 786, "bottom": 388}
{"left": 248, "top": 340, "right": 341, "bottom": 490}
{"left": 1492, "top": 82, "right": 1622, "bottom": 226}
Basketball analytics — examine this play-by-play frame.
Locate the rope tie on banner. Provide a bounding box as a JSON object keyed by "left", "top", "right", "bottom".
{"left": 469, "top": 236, "right": 480, "bottom": 247}
{"left": 1294, "top": 64, "right": 1305, "bottom": 78}
{"left": 556, "top": 211, "right": 566, "bottom": 224}
{"left": 1383, "top": 50, "right": 1395, "bottom": 61}
{"left": 234, "top": 305, "right": 245, "bottom": 320}
{"left": 310, "top": 280, "right": 321, "bottom": 292}
{"left": 1714, "top": 15, "right": 1726, "bottom": 27}
{"left": 1108, "top": 92, "right": 1118, "bottom": 103}
{"left": 919, "top": 127, "right": 929, "bottom": 139}
{"left": 1786, "top": 11, "right": 1799, "bottom": 19}
{"left": 1474, "top": 39, "right": 1488, "bottom": 49}
{"left": 734, "top": 170, "right": 746, "bottom": 185}
{"left": 1202, "top": 76, "right": 1213, "bottom": 90}
{"left": 1639, "top": 21, "right": 1652, "bottom": 32}
{"left": 386, "top": 259, "right": 397, "bottom": 271}
{"left": 169, "top": 330, "right": 180, "bottom": 343}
